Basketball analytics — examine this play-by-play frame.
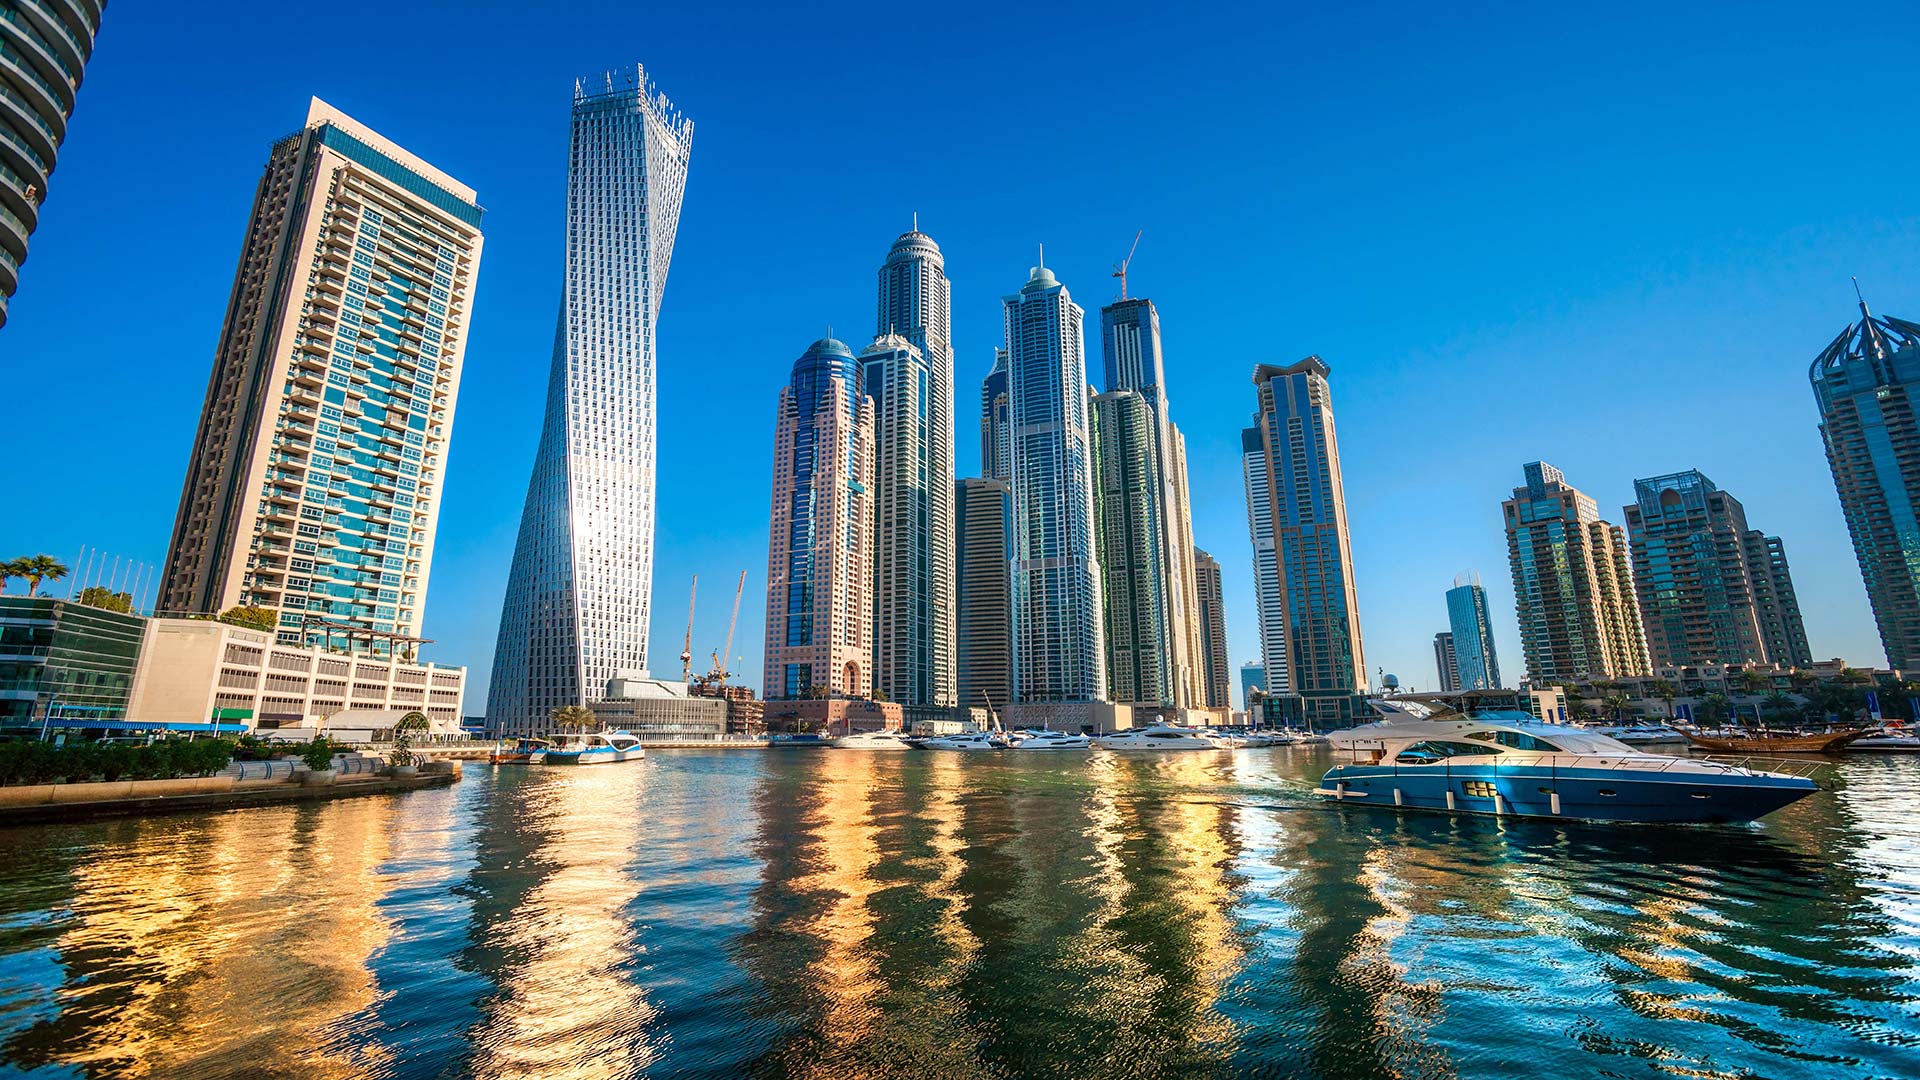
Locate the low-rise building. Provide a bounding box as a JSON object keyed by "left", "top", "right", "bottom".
{"left": 0, "top": 598, "right": 147, "bottom": 731}
{"left": 591, "top": 676, "right": 728, "bottom": 741}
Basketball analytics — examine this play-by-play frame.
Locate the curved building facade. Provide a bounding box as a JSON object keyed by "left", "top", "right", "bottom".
{"left": 0, "top": 0, "right": 105, "bottom": 327}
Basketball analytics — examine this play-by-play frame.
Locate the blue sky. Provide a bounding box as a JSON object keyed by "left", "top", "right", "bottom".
{"left": 5, "top": 0, "right": 1919, "bottom": 708}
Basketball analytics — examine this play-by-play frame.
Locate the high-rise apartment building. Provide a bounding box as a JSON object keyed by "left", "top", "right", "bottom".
{"left": 1241, "top": 423, "right": 1288, "bottom": 694}
{"left": 1091, "top": 389, "right": 1169, "bottom": 705}
{"left": 1432, "top": 632, "right": 1460, "bottom": 692}
{"left": 869, "top": 227, "right": 955, "bottom": 708}
{"left": 1239, "top": 661, "right": 1265, "bottom": 710}
{"left": 160, "top": 99, "right": 483, "bottom": 653}
{"left": 1504, "top": 461, "right": 1648, "bottom": 682}
{"left": 1624, "top": 470, "right": 1811, "bottom": 668}
{"left": 955, "top": 477, "right": 1014, "bottom": 711}
{"left": 1193, "top": 548, "right": 1231, "bottom": 710}
{"left": 762, "top": 338, "right": 876, "bottom": 701}
{"left": 1445, "top": 575, "right": 1502, "bottom": 689}
{"left": 1099, "top": 297, "right": 1203, "bottom": 708}
{"left": 489, "top": 69, "right": 692, "bottom": 734}
{"left": 0, "top": 0, "right": 105, "bottom": 327}
{"left": 1004, "top": 262, "right": 1104, "bottom": 703}
{"left": 981, "top": 349, "right": 1011, "bottom": 482}
{"left": 1811, "top": 296, "right": 1920, "bottom": 668}
{"left": 1248, "top": 358, "right": 1367, "bottom": 725}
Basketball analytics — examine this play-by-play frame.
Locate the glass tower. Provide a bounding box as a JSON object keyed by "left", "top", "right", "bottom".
{"left": 1193, "top": 547, "right": 1232, "bottom": 709}
{"left": 1503, "top": 461, "right": 1648, "bottom": 682}
{"left": 1091, "top": 389, "right": 1169, "bottom": 705}
{"left": 0, "top": 0, "right": 105, "bottom": 328}
{"left": 1249, "top": 358, "right": 1367, "bottom": 726}
{"left": 1432, "top": 631, "right": 1460, "bottom": 692}
{"left": 161, "top": 99, "right": 483, "bottom": 653}
{"left": 1811, "top": 296, "right": 1920, "bottom": 668}
{"left": 981, "top": 349, "right": 1011, "bottom": 481}
{"left": 1445, "top": 577, "right": 1502, "bottom": 689}
{"left": 762, "top": 338, "right": 875, "bottom": 701}
{"left": 489, "top": 68, "right": 693, "bottom": 735}
{"left": 1241, "top": 423, "right": 1288, "bottom": 694}
{"left": 955, "top": 476, "right": 1014, "bottom": 711}
{"left": 1004, "top": 263, "right": 1104, "bottom": 703}
{"left": 870, "top": 227, "right": 955, "bottom": 708}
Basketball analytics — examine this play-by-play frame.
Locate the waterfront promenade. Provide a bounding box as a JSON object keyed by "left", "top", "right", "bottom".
{"left": 0, "top": 746, "right": 1913, "bottom": 1078}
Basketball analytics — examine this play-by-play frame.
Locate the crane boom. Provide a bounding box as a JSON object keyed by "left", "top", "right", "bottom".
{"left": 720, "top": 571, "right": 745, "bottom": 686}
{"left": 1111, "top": 229, "right": 1143, "bottom": 299}
{"left": 680, "top": 575, "right": 697, "bottom": 682}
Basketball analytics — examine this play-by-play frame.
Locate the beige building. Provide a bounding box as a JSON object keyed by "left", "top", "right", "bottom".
{"left": 158, "top": 98, "right": 483, "bottom": 654}
{"left": 1504, "top": 461, "right": 1650, "bottom": 682}
{"left": 126, "top": 617, "right": 465, "bottom": 736}
{"left": 591, "top": 677, "right": 727, "bottom": 741}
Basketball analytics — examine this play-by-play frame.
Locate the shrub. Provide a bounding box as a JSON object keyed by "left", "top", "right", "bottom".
{"left": 300, "top": 736, "right": 336, "bottom": 772}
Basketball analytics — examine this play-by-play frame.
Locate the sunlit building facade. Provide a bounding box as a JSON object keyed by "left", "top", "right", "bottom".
{"left": 0, "top": 0, "right": 105, "bottom": 327}
{"left": 489, "top": 68, "right": 692, "bottom": 734}
{"left": 1810, "top": 297, "right": 1920, "bottom": 668}
{"left": 1241, "top": 423, "right": 1288, "bottom": 694}
{"left": 160, "top": 99, "right": 483, "bottom": 654}
{"left": 1504, "top": 461, "right": 1649, "bottom": 682}
{"left": 762, "top": 338, "right": 876, "bottom": 702}
{"left": 1432, "top": 631, "right": 1459, "bottom": 693}
{"left": 1445, "top": 576, "right": 1502, "bottom": 689}
{"left": 1092, "top": 388, "right": 1169, "bottom": 706}
{"left": 1193, "top": 548, "right": 1231, "bottom": 710}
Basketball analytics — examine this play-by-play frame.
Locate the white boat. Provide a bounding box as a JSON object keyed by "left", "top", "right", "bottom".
{"left": 544, "top": 730, "right": 645, "bottom": 765}
{"left": 1201, "top": 729, "right": 1247, "bottom": 749}
{"left": 833, "top": 730, "right": 916, "bottom": 750}
{"left": 1007, "top": 729, "right": 1092, "bottom": 750}
{"left": 920, "top": 731, "right": 1002, "bottom": 751}
{"left": 1093, "top": 725, "right": 1220, "bottom": 751}
{"left": 1848, "top": 727, "right": 1920, "bottom": 751}
{"left": 1583, "top": 722, "right": 1687, "bottom": 746}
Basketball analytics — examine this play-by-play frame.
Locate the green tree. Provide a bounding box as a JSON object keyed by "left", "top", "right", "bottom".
{"left": 77, "top": 586, "right": 133, "bottom": 613}
{"left": 1603, "top": 694, "right": 1631, "bottom": 721}
{"left": 1737, "top": 670, "right": 1771, "bottom": 697}
{"left": 1761, "top": 690, "right": 1797, "bottom": 726}
{"left": 1648, "top": 679, "right": 1679, "bottom": 719}
{"left": 12, "top": 555, "right": 68, "bottom": 597}
{"left": 1697, "top": 692, "right": 1733, "bottom": 729}
{"left": 217, "top": 605, "right": 278, "bottom": 631}
{"left": 550, "top": 704, "right": 597, "bottom": 734}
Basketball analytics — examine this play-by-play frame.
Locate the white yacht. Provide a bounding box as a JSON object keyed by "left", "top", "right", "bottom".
{"left": 833, "top": 730, "right": 915, "bottom": 750}
{"left": 1007, "top": 729, "right": 1092, "bottom": 750}
{"left": 1093, "top": 725, "right": 1220, "bottom": 751}
{"left": 1848, "top": 726, "right": 1920, "bottom": 751}
{"left": 920, "top": 731, "right": 1002, "bottom": 751}
{"left": 544, "top": 730, "right": 645, "bottom": 765}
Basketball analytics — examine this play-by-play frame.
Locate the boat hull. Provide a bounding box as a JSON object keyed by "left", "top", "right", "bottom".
{"left": 543, "top": 748, "right": 644, "bottom": 765}
{"left": 1317, "top": 762, "right": 1815, "bottom": 824}
{"left": 1681, "top": 730, "right": 1865, "bottom": 753}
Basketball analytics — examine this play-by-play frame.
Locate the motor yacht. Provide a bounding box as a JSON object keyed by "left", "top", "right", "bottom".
{"left": 1846, "top": 726, "right": 1920, "bottom": 751}
{"left": 920, "top": 731, "right": 1003, "bottom": 751}
{"left": 1007, "top": 729, "right": 1092, "bottom": 750}
{"left": 1583, "top": 722, "right": 1687, "bottom": 746}
{"left": 833, "top": 730, "right": 916, "bottom": 750}
{"left": 490, "top": 737, "right": 553, "bottom": 765}
{"left": 1093, "top": 725, "right": 1220, "bottom": 751}
{"left": 543, "top": 730, "right": 645, "bottom": 765}
{"left": 1318, "top": 710, "right": 1816, "bottom": 824}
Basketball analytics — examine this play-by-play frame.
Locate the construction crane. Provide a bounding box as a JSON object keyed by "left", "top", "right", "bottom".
{"left": 680, "top": 575, "right": 698, "bottom": 683}
{"left": 1111, "top": 229, "right": 1142, "bottom": 299}
{"left": 699, "top": 570, "right": 747, "bottom": 689}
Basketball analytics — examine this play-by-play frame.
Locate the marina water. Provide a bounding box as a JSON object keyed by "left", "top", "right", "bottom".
{"left": 0, "top": 748, "right": 1915, "bottom": 1078}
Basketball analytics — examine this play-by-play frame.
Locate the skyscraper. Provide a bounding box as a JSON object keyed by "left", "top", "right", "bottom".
{"left": 1248, "top": 358, "right": 1368, "bottom": 726}
{"left": 160, "top": 99, "right": 483, "bottom": 652}
{"left": 1445, "top": 575, "right": 1502, "bottom": 689}
{"left": 1811, "top": 296, "right": 1920, "bottom": 668}
{"left": 1091, "top": 389, "right": 1169, "bottom": 706}
{"left": 1239, "top": 661, "right": 1265, "bottom": 710}
{"left": 1432, "top": 632, "right": 1460, "bottom": 692}
{"left": 489, "top": 69, "right": 692, "bottom": 734}
{"left": 955, "top": 477, "right": 1014, "bottom": 711}
{"left": 762, "top": 338, "right": 876, "bottom": 702}
{"left": 1099, "top": 297, "right": 1204, "bottom": 709}
{"left": 1193, "top": 548, "right": 1232, "bottom": 710}
{"left": 1624, "top": 470, "right": 1811, "bottom": 668}
{"left": 981, "top": 349, "right": 1011, "bottom": 481}
{"left": 1241, "top": 423, "right": 1288, "bottom": 694}
{"left": 0, "top": 0, "right": 105, "bottom": 328}
{"left": 1504, "top": 461, "right": 1648, "bottom": 682}
{"left": 870, "top": 227, "right": 955, "bottom": 708}
{"left": 1004, "top": 262, "right": 1104, "bottom": 703}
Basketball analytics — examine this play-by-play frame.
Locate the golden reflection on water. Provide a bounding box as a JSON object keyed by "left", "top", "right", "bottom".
{"left": 466, "top": 768, "right": 657, "bottom": 1080}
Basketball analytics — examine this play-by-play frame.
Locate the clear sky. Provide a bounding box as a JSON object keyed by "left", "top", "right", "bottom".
{"left": 5, "top": 0, "right": 1919, "bottom": 709}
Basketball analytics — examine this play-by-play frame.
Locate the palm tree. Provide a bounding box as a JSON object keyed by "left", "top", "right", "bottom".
{"left": 16, "top": 555, "right": 67, "bottom": 597}
{"left": 1761, "top": 690, "right": 1796, "bottom": 728}
{"left": 549, "top": 704, "right": 597, "bottom": 735}
{"left": 1602, "top": 693, "right": 1631, "bottom": 721}
{"left": 1648, "top": 678, "right": 1679, "bottom": 719}
{"left": 1737, "top": 670, "right": 1770, "bottom": 697}
{"left": 1697, "top": 692, "right": 1733, "bottom": 729}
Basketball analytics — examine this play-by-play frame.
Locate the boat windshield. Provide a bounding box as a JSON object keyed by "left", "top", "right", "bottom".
{"left": 1394, "top": 740, "right": 1502, "bottom": 764}
{"left": 1465, "top": 729, "right": 1564, "bottom": 752}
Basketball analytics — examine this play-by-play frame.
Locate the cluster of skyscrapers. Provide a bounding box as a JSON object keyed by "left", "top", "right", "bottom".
{"left": 760, "top": 249, "right": 1233, "bottom": 728}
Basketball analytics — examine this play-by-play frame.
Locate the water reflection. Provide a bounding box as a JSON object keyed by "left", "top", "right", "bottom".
{"left": 0, "top": 750, "right": 1914, "bottom": 1079}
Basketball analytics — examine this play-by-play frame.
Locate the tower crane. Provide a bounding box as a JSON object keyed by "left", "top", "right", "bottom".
{"left": 1112, "top": 229, "right": 1143, "bottom": 299}
{"left": 701, "top": 570, "right": 747, "bottom": 688}
{"left": 680, "top": 575, "right": 697, "bottom": 683}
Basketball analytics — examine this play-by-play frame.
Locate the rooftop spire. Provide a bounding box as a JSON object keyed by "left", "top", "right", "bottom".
{"left": 1037, "top": 242, "right": 1045, "bottom": 269}
{"left": 1855, "top": 275, "right": 1872, "bottom": 321}
{"left": 912, "top": 210, "right": 917, "bottom": 233}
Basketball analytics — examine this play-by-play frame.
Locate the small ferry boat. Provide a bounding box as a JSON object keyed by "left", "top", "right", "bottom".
{"left": 833, "top": 730, "right": 915, "bottom": 750}
{"left": 543, "top": 730, "right": 645, "bottom": 765}
{"left": 767, "top": 732, "right": 835, "bottom": 748}
{"left": 490, "top": 737, "right": 553, "bottom": 765}
{"left": 1007, "top": 729, "right": 1092, "bottom": 750}
{"left": 920, "top": 731, "right": 1002, "bottom": 751}
{"left": 1093, "top": 725, "right": 1219, "bottom": 751}
{"left": 1319, "top": 711, "right": 1817, "bottom": 824}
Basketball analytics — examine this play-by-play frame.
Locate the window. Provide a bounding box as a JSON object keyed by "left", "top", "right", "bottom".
{"left": 1462, "top": 781, "right": 1498, "bottom": 799}
{"left": 1394, "top": 740, "right": 1501, "bottom": 765}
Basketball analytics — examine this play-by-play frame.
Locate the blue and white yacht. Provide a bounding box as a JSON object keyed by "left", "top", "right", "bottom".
{"left": 543, "top": 730, "right": 645, "bottom": 765}
{"left": 1317, "top": 709, "right": 1816, "bottom": 824}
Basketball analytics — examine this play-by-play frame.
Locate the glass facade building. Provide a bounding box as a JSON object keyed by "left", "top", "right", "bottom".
{"left": 1503, "top": 461, "right": 1649, "bottom": 682}
{"left": 1241, "top": 423, "right": 1288, "bottom": 694}
{"left": 1193, "top": 548, "right": 1231, "bottom": 709}
{"left": 955, "top": 477, "right": 1014, "bottom": 711}
{"left": 762, "top": 338, "right": 875, "bottom": 701}
{"left": 0, "top": 0, "right": 104, "bottom": 328}
{"left": 1239, "top": 661, "right": 1265, "bottom": 711}
{"left": 1623, "top": 470, "right": 1810, "bottom": 668}
{"left": 1810, "top": 299, "right": 1920, "bottom": 668}
{"left": 1445, "top": 578, "right": 1502, "bottom": 689}
{"left": 869, "top": 227, "right": 955, "bottom": 708}
{"left": 1432, "top": 631, "right": 1460, "bottom": 692}
{"left": 0, "top": 597, "right": 144, "bottom": 728}
{"left": 1004, "top": 263, "right": 1104, "bottom": 703}
{"left": 160, "top": 99, "right": 483, "bottom": 655}
{"left": 1247, "top": 358, "right": 1368, "bottom": 726}
{"left": 488, "top": 69, "right": 692, "bottom": 735}
{"left": 1091, "top": 389, "right": 1169, "bottom": 705}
